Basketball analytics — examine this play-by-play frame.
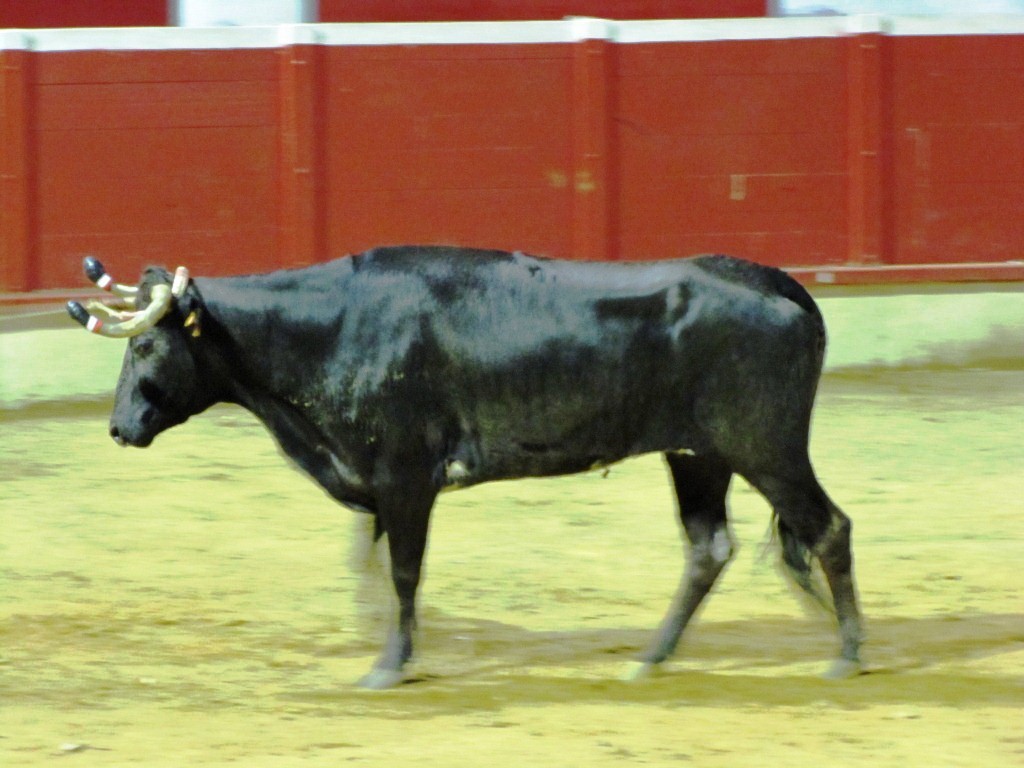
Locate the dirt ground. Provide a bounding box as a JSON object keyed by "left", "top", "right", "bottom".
{"left": 1, "top": 369, "right": 1022, "bottom": 767}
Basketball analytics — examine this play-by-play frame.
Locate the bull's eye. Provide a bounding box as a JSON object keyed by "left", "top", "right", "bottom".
{"left": 133, "top": 338, "right": 155, "bottom": 358}
{"left": 139, "top": 378, "right": 168, "bottom": 408}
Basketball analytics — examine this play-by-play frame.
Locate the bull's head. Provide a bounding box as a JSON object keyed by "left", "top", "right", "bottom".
{"left": 67, "top": 257, "right": 215, "bottom": 448}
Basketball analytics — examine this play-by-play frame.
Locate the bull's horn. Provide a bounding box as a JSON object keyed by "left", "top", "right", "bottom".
{"left": 66, "top": 284, "right": 173, "bottom": 338}
{"left": 84, "top": 300, "right": 134, "bottom": 321}
{"left": 83, "top": 256, "right": 139, "bottom": 299}
{"left": 170, "top": 266, "right": 190, "bottom": 297}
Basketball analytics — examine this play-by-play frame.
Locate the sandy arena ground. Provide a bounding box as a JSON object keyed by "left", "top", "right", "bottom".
{"left": 1, "top": 369, "right": 1022, "bottom": 767}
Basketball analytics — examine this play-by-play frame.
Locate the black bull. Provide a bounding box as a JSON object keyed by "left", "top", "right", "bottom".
{"left": 67, "top": 246, "right": 862, "bottom": 688}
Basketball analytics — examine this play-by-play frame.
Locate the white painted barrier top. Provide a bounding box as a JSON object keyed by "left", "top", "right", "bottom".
{"left": 3, "top": 15, "right": 1024, "bottom": 51}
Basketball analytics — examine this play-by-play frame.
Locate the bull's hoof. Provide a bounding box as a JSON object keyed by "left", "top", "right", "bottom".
{"left": 356, "top": 668, "right": 406, "bottom": 690}
{"left": 823, "top": 658, "right": 862, "bottom": 680}
{"left": 622, "top": 661, "right": 661, "bottom": 682}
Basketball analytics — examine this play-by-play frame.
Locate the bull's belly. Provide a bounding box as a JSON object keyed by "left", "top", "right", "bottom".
{"left": 420, "top": 373, "right": 706, "bottom": 490}
{"left": 438, "top": 426, "right": 699, "bottom": 490}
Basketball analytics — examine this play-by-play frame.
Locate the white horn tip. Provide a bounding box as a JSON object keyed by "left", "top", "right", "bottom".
{"left": 171, "top": 267, "right": 190, "bottom": 298}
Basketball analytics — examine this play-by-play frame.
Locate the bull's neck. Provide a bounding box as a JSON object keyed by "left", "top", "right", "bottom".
{"left": 195, "top": 275, "right": 343, "bottom": 409}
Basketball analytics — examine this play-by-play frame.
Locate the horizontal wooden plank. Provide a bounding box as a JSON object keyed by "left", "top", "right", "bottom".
{"left": 621, "top": 172, "right": 846, "bottom": 220}
{"left": 37, "top": 172, "right": 277, "bottom": 235}
{"left": 791, "top": 262, "right": 1024, "bottom": 287}
{"left": 616, "top": 229, "right": 847, "bottom": 266}
{"left": 620, "top": 204, "right": 849, "bottom": 238}
{"left": 328, "top": 110, "right": 571, "bottom": 155}
{"left": 31, "top": 117, "right": 277, "bottom": 285}
{"left": 617, "top": 71, "right": 845, "bottom": 136}
{"left": 891, "top": 34, "right": 1024, "bottom": 72}
{"left": 618, "top": 37, "right": 843, "bottom": 76}
{"left": 35, "top": 49, "right": 277, "bottom": 85}
{"left": 905, "top": 186, "right": 1024, "bottom": 264}
{"left": 324, "top": 55, "right": 571, "bottom": 118}
{"left": 926, "top": 179, "right": 1024, "bottom": 210}
{"left": 322, "top": 53, "right": 573, "bottom": 197}
{"left": 36, "top": 81, "right": 276, "bottom": 130}
{"left": 329, "top": 149, "right": 570, "bottom": 191}
{"left": 927, "top": 124, "right": 1024, "bottom": 183}
{"left": 326, "top": 188, "right": 572, "bottom": 258}
{"left": 893, "top": 70, "right": 1024, "bottom": 126}
{"left": 618, "top": 130, "right": 845, "bottom": 176}
{"left": 617, "top": 119, "right": 841, "bottom": 170}
{"left": 37, "top": 126, "right": 277, "bottom": 180}
{"left": 324, "top": 42, "right": 572, "bottom": 62}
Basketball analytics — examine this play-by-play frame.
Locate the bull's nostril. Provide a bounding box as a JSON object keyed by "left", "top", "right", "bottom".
{"left": 109, "top": 425, "right": 127, "bottom": 446}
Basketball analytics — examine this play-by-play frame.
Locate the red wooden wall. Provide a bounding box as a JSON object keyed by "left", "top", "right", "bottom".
{"left": 3, "top": 16, "right": 1024, "bottom": 294}
{"left": 890, "top": 33, "right": 1024, "bottom": 266}
{"left": 0, "top": 0, "right": 167, "bottom": 28}
{"left": 0, "top": 1, "right": 762, "bottom": 28}
{"left": 614, "top": 36, "right": 848, "bottom": 263}
{"left": 318, "top": 1, "right": 766, "bottom": 22}
{"left": 320, "top": 42, "right": 584, "bottom": 268}
{"left": 4, "top": 46, "right": 281, "bottom": 289}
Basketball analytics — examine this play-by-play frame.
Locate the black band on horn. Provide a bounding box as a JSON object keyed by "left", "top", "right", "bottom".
{"left": 66, "top": 300, "right": 102, "bottom": 333}
{"left": 83, "top": 256, "right": 107, "bottom": 287}
{"left": 82, "top": 255, "right": 136, "bottom": 297}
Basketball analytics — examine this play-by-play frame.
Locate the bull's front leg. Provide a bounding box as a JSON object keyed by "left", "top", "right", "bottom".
{"left": 357, "top": 467, "right": 436, "bottom": 690}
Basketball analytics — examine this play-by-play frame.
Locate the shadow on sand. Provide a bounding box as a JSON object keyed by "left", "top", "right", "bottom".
{"left": 281, "top": 610, "right": 1024, "bottom": 714}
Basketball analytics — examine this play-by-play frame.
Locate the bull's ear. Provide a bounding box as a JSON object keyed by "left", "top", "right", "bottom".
{"left": 183, "top": 308, "right": 202, "bottom": 338}
{"left": 175, "top": 280, "right": 204, "bottom": 339}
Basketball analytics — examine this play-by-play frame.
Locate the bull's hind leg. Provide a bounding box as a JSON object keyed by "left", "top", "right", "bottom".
{"left": 745, "top": 470, "right": 863, "bottom": 678}
{"left": 631, "top": 452, "right": 734, "bottom": 678}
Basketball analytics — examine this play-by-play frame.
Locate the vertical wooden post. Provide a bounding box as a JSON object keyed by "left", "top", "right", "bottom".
{"left": 571, "top": 20, "right": 616, "bottom": 261}
{"left": 846, "top": 23, "right": 890, "bottom": 265}
{"left": 278, "top": 26, "right": 323, "bottom": 269}
{"left": 0, "top": 34, "right": 36, "bottom": 292}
